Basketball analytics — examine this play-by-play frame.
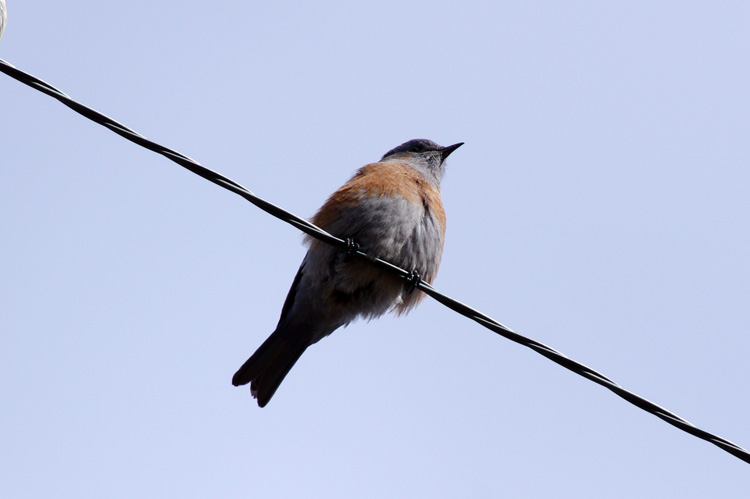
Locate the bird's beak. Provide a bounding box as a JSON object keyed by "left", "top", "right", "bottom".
{"left": 440, "top": 142, "right": 464, "bottom": 161}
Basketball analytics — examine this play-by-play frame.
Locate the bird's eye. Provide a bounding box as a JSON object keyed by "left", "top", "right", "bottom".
{"left": 409, "top": 145, "right": 423, "bottom": 153}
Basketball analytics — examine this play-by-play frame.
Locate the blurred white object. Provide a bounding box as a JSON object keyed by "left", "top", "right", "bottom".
{"left": 0, "top": 0, "right": 6, "bottom": 41}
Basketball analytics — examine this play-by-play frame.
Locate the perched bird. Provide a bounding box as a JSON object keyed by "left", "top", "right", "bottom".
{"left": 232, "top": 139, "right": 462, "bottom": 407}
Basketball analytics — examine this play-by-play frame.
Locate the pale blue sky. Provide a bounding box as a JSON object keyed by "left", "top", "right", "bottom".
{"left": 2, "top": 2, "right": 749, "bottom": 497}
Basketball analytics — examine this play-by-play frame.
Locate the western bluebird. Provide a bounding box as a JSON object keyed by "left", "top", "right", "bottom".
{"left": 232, "top": 139, "right": 463, "bottom": 407}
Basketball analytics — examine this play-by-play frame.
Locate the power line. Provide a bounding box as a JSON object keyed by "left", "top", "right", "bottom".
{"left": 2, "top": 57, "right": 748, "bottom": 465}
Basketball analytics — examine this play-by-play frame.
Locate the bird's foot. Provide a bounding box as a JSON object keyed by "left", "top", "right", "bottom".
{"left": 406, "top": 269, "right": 422, "bottom": 294}
{"left": 345, "top": 237, "right": 360, "bottom": 256}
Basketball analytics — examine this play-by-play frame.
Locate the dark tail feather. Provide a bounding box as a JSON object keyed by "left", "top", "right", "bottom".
{"left": 232, "top": 329, "right": 308, "bottom": 408}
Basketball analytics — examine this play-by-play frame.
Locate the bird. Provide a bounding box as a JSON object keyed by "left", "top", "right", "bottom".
{"left": 232, "top": 138, "right": 463, "bottom": 407}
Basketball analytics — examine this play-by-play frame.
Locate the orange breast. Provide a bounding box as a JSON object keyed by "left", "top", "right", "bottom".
{"left": 312, "top": 161, "right": 446, "bottom": 234}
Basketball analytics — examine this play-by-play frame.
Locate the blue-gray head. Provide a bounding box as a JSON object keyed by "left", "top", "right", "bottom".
{"left": 381, "top": 139, "right": 463, "bottom": 183}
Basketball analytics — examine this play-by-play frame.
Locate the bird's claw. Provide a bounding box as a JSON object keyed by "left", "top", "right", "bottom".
{"left": 345, "top": 237, "right": 360, "bottom": 256}
{"left": 406, "top": 269, "right": 422, "bottom": 294}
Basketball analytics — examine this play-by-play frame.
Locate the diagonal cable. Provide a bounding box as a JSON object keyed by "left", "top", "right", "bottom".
{"left": 1, "top": 58, "right": 748, "bottom": 465}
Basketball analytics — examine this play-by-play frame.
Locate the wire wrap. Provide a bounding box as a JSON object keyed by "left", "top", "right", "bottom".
{"left": 2, "top": 57, "right": 748, "bottom": 465}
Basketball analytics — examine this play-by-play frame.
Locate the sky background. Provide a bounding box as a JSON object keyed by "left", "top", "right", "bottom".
{"left": 2, "top": 2, "right": 749, "bottom": 497}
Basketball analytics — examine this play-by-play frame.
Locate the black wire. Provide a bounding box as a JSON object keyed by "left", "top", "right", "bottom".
{"left": 2, "top": 58, "right": 748, "bottom": 465}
